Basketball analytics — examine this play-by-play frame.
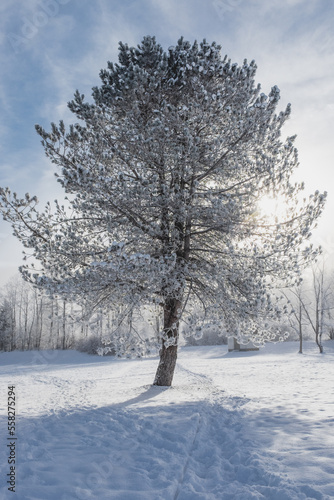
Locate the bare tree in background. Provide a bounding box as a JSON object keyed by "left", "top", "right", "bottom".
{"left": 300, "top": 264, "right": 334, "bottom": 353}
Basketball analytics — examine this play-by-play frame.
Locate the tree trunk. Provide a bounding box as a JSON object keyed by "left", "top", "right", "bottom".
{"left": 316, "top": 332, "right": 324, "bottom": 353}
{"left": 62, "top": 300, "right": 66, "bottom": 350}
{"left": 299, "top": 329, "right": 303, "bottom": 354}
{"left": 298, "top": 303, "right": 303, "bottom": 354}
{"left": 153, "top": 297, "right": 181, "bottom": 386}
{"left": 154, "top": 342, "right": 178, "bottom": 386}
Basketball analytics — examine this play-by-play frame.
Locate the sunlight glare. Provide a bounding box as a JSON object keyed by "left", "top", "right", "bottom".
{"left": 257, "top": 194, "right": 288, "bottom": 223}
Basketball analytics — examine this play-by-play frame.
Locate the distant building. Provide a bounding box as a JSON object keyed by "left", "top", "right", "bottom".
{"left": 228, "top": 337, "right": 259, "bottom": 352}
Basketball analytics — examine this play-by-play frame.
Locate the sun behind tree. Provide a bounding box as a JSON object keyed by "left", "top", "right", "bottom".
{"left": 0, "top": 36, "right": 326, "bottom": 385}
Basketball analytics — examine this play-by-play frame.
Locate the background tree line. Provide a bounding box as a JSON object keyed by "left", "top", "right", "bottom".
{"left": 1, "top": 261, "right": 333, "bottom": 354}
{"left": 0, "top": 275, "right": 113, "bottom": 353}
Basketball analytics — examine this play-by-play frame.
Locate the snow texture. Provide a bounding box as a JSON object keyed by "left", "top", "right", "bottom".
{"left": 0, "top": 341, "right": 333, "bottom": 499}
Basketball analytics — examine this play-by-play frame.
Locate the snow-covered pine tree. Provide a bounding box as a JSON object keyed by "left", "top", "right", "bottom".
{"left": 0, "top": 36, "right": 326, "bottom": 385}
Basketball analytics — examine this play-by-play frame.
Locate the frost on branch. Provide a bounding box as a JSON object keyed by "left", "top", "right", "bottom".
{"left": 0, "top": 36, "right": 326, "bottom": 385}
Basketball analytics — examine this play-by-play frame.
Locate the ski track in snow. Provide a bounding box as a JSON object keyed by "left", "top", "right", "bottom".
{"left": 0, "top": 342, "right": 334, "bottom": 499}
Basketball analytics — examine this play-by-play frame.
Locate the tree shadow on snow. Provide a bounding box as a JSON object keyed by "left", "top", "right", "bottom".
{"left": 4, "top": 383, "right": 333, "bottom": 500}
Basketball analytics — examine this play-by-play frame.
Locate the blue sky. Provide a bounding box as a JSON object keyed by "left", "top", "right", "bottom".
{"left": 1, "top": 0, "right": 334, "bottom": 285}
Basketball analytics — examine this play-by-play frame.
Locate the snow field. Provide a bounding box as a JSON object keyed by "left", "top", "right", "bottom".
{"left": 0, "top": 341, "right": 333, "bottom": 499}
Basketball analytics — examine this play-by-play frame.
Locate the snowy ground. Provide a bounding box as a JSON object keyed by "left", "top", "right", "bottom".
{"left": 0, "top": 341, "right": 334, "bottom": 500}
